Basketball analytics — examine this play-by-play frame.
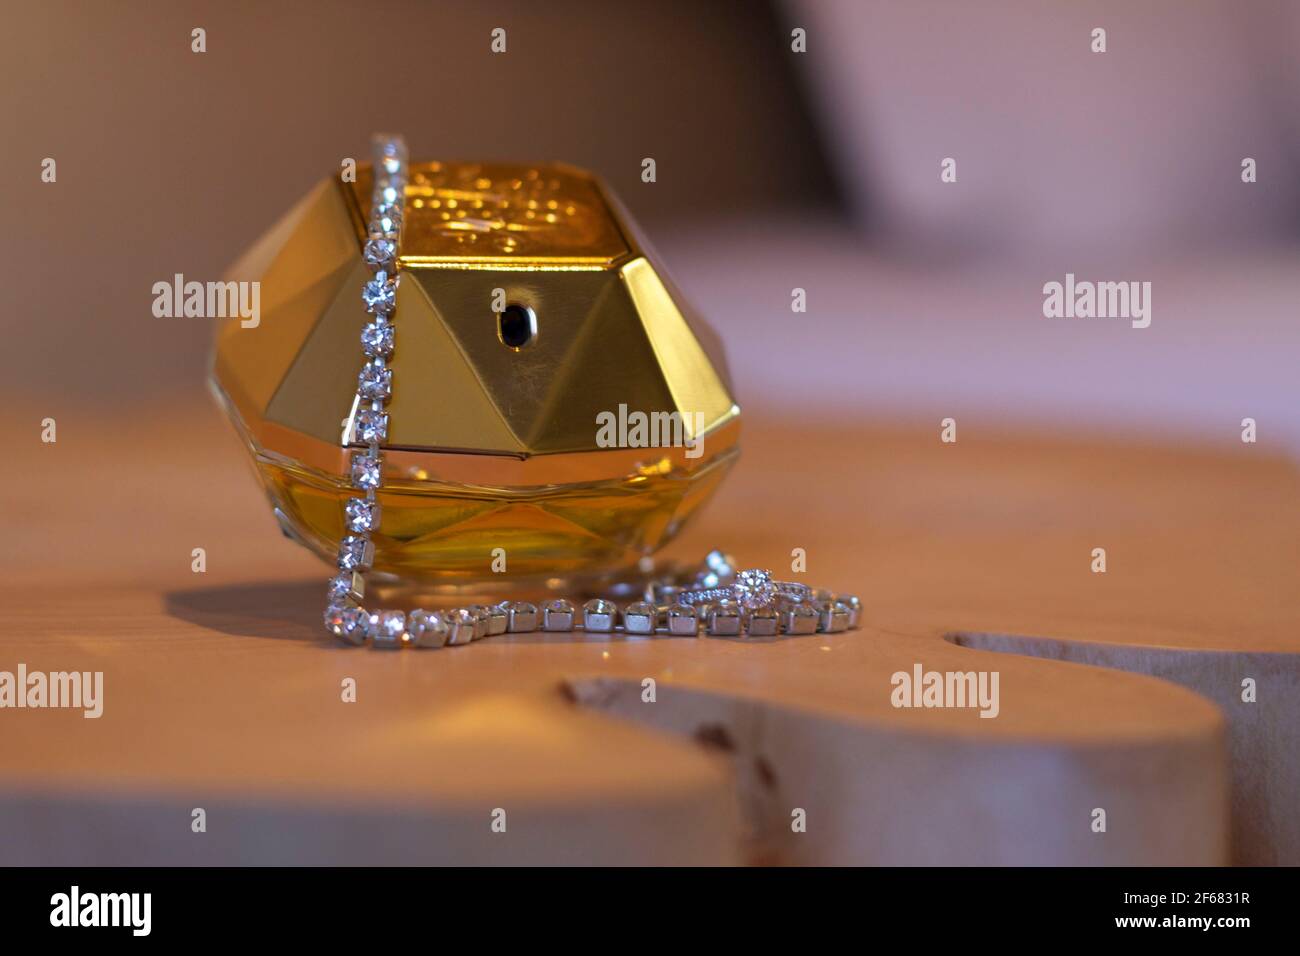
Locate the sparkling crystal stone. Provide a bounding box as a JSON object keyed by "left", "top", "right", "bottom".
{"left": 667, "top": 604, "right": 700, "bottom": 636}
{"left": 502, "top": 601, "right": 538, "bottom": 632}
{"left": 344, "top": 497, "right": 378, "bottom": 532}
{"left": 363, "top": 238, "right": 396, "bottom": 267}
{"left": 466, "top": 604, "right": 491, "bottom": 640}
{"left": 354, "top": 408, "right": 388, "bottom": 443}
{"left": 734, "top": 568, "right": 775, "bottom": 610}
{"left": 328, "top": 571, "right": 364, "bottom": 603}
{"left": 407, "top": 609, "right": 448, "bottom": 648}
{"left": 337, "top": 535, "right": 372, "bottom": 571}
{"left": 380, "top": 186, "right": 399, "bottom": 204}
{"left": 362, "top": 272, "right": 396, "bottom": 314}
{"left": 357, "top": 362, "right": 391, "bottom": 401}
{"left": 324, "top": 604, "right": 368, "bottom": 644}
{"left": 381, "top": 155, "right": 402, "bottom": 175}
{"left": 705, "top": 550, "right": 736, "bottom": 578}
{"left": 367, "top": 609, "right": 406, "bottom": 649}
{"left": 623, "top": 601, "right": 657, "bottom": 635}
{"left": 819, "top": 601, "right": 851, "bottom": 633}
{"left": 542, "top": 599, "right": 575, "bottom": 631}
{"left": 697, "top": 550, "right": 737, "bottom": 588}
{"left": 351, "top": 451, "right": 382, "bottom": 490}
{"left": 445, "top": 607, "right": 477, "bottom": 645}
{"left": 838, "top": 594, "right": 861, "bottom": 627}
{"left": 582, "top": 598, "right": 618, "bottom": 632}
{"left": 481, "top": 606, "right": 508, "bottom": 636}
{"left": 371, "top": 211, "right": 400, "bottom": 236}
{"left": 361, "top": 321, "right": 394, "bottom": 358}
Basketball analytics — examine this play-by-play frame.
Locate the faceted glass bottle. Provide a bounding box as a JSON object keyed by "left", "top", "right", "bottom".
{"left": 211, "top": 159, "right": 740, "bottom": 596}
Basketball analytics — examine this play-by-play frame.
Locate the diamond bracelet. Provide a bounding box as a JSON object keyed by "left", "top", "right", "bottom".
{"left": 322, "top": 134, "right": 862, "bottom": 649}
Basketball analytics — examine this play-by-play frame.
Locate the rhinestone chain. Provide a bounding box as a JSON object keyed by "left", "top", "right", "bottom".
{"left": 322, "top": 135, "right": 861, "bottom": 648}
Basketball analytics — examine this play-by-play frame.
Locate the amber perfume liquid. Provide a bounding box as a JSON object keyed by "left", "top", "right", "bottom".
{"left": 258, "top": 447, "right": 737, "bottom": 592}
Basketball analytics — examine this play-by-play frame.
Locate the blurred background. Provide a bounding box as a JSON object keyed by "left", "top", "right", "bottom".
{"left": 3, "top": 0, "right": 1299, "bottom": 448}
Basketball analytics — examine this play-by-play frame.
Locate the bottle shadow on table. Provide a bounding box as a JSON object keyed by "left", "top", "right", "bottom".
{"left": 164, "top": 580, "right": 324, "bottom": 643}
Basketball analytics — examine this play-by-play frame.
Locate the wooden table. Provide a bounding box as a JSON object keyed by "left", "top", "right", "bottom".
{"left": 3, "top": 398, "right": 1296, "bottom": 864}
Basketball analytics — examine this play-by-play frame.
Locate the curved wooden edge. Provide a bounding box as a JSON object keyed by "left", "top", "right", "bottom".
{"left": 564, "top": 643, "right": 1229, "bottom": 866}
{"left": 953, "top": 631, "right": 1300, "bottom": 865}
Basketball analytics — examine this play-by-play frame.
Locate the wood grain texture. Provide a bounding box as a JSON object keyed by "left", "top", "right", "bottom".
{"left": 2, "top": 398, "right": 1296, "bottom": 865}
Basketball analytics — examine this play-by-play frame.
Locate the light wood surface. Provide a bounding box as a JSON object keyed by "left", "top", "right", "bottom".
{"left": 2, "top": 398, "right": 1296, "bottom": 864}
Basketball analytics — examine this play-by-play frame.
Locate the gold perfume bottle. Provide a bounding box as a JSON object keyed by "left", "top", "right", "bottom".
{"left": 211, "top": 159, "right": 740, "bottom": 595}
